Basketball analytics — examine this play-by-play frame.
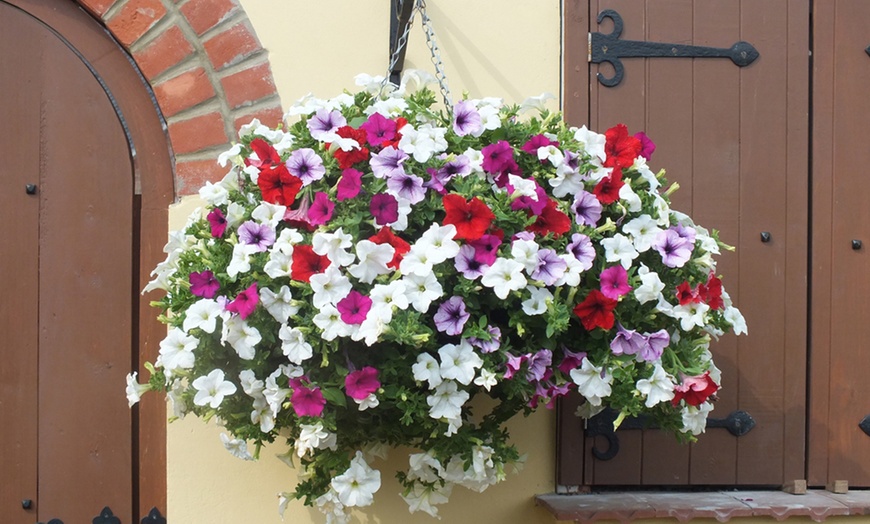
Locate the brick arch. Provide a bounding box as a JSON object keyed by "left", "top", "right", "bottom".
{"left": 78, "top": 0, "right": 284, "bottom": 195}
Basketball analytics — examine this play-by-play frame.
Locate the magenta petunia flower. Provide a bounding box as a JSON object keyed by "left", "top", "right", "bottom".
{"left": 370, "top": 193, "right": 399, "bottom": 225}
{"left": 599, "top": 265, "right": 631, "bottom": 299}
{"left": 509, "top": 177, "right": 549, "bottom": 215}
{"left": 307, "top": 192, "right": 335, "bottom": 226}
{"left": 189, "top": 270, "right": 220, "bottom": 298}
{"left": 291, "top": 385, "right": 326, "bottom": 417}
{"left": 521, "top": 134, "right": 559, "bottom": 155}
{"left": 337, "top": 290, "right": 372, "bottom": 325}
{"left": 345, "top": 366, "right": 380, "bottom": 400}
{"left": 360, "top": 112, "right": 398, "bottom": 146}
{"left": 337, "top": 168, "right": 363, "bottom": 201}
{"left": 469, "top": 234, "right": 502, "bottom": 266}
{"left": 634, "top": 131, "right": 656, "bottom": 160}
{"left": 504, "top": 353, "right": 528, "bottom": 380}
{"left": 433, "top": 296, "right": 470, "bottom": 336}
{"left": 481, "top": 140, "right": 517, "bottom": 177}
{"left": 207, "top": 208, "right": 227, "bottom": 238}
{"left": 226, "top": 283, "right": 259, "bottom": 319}
{"left": 557, "top": 347, "right": 588, "bottom": 374}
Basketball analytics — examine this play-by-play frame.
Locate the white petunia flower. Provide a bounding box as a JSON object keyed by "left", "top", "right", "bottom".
{"left": 601, "top": 233, "right": 639, "bottom": 269}
{"left": 348, "top": 240, "right": 394, "bottom": 283}
{"left": 330, "top": 451, "right": 381, "bottom": 507}
{"left": 438, "top": 340, "right": 483, "bottom": 386}
{"left": 125, "top": 372, "right": 150, "bottom": 407}
{"left": 510, "top": 238, "right": 540, "bottom": 273}
{"left": 618, "top": 182, "right": 643, "bottom": 212}
{"left": 481, "top": 258, "right": 528, "bottom": 300}
{"left": 312, "top": 228, "right": 355, "bottom": 267}
{"left": 426, "top": 380, "right": 469, "bottom": 421}
{"left": 221, "top": 316, "right": 261, "bottom": 360}
{"left": 473, "top": 368, "right": 498, "bottom": 391}
{"left": 199, "top": 181, "right": 229, "bottom": 206}
{"left": 295, "top": 422, "right": 336, "bottom": 457}
{"left": 182, "top": 298, "right": 222, "bottom": 334}
{"left": 573, "top": 125, "right": 607, "bottom": 162}
{"left": 403, "top": 272, "right": 444, "bottom": 312}
{"left": 310, "top": 266, "right": 352, "bottom": 309}
{"left": 226, "top": 242, "right": 252, "bottom": 278}
{"left": 259, "top": 285, "right": 298, "bottom": 323}
{"left": 416, "top": 223, "right": 460, "bottom": 264}
{"left": 251, "top": 201, "right": 287, "bottom": 228}
{"left": 623, "top": 214, "right": 663, "bottom": 253}
{"left": 192, "top": 369, "right": 237, "bottom": 408}
{"left": 278, "top": 325, "right": 313, "bottom": 364}
{"left": 569, "top": 359, "right": 613, "bottom": 406}
{"left": 313, "top": 304, "right": 354, "bottom": 341}
{"left": 413, "top": 353, "right": 443, "bottom": 389}
{"left": 671, "top": 302, "right": 711, "bottom": 331}
{"left": 220, "top": 433, "right": 253, "bottom": 460}
{"left": 158, "top": 327, "right": 198, "bottom": 371}
{"left": 636, "top": 364, "right": 676, "bottom": 407}
{"left": 522, "top": 287, "right": 553, "bottom": 316}
{"left": 263, "top": 250, "right": 293, "bottom": 279}
{"left": 681, "top": 402, "right": 715, "bottom": 436}
{"left": 634, "top": 264, "right": 666, "bottom": 304}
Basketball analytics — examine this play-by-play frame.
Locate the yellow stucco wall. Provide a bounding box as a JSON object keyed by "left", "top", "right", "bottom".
{"left": 166, "top": 1, "right": 561, "bottom": 522}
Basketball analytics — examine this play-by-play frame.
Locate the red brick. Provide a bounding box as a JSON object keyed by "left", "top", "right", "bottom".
{"left": 153, "top": 68, "right": 216, "bottom": 117}
{"left": 167, "top": 112, "right": 229, "bottom": 155}
{"left": 78, "top": 0, "right": 118, "bottom": 17}
{"left": 180, "top": 0, "right": 239, "bottom": 35}
{"left": 176, "top": 158, "right": 230, "bottom": 195}
{"left": 106, "top": 0, "right": 167, "bottom": 47}
{"left": 219, "top": 62, "right": 277, "bottom": 109}
{"left": 133, "top": 25, "right": 194, "bottom": 79}
{"left": 233, "top": 104, "right": 285, "bottom": 132}
{"left": 202, "top": 22, "right": 261, "bottom": 71}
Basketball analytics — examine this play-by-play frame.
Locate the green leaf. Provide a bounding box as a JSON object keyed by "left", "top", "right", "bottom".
{"left": 320, "top": 387, "right": 347, "bottom": 408}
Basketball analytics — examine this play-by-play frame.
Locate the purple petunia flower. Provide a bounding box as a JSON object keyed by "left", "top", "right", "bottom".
{"left": 532, "top": 249, "right": 567, "bottom": 285}
{"left": 454, "top": 244, "right": 489, "bottom": 280}
{"left": 610, "top": 324, "right": 645, "bottom": 356}
{"left": 370, "top": 146, "right": 408, "bottom": 179}
{"left": 572, "top": 190, "right": 602, "bottom": 227}
{"left": 307, "top": 192, "right": 335, "bottom": 226}
{"left": 453, "top": 100, "right": 482, "bottom": 137}
{"left": 286, "top": 148, "right": 326, "bottom": 186}
{"left": 360, "top": 112, "right": 397, "bottom": 146}
{"left": 599, "top": 265, "right": 631, "bottom": 299}
{"left": 468, "top": 325, "right": 501, "bottom": 353}
{"left": 653, "top": 229, "right": 693, "bottom": 268}
{"left": 189, "top": 270, "right": 220, "bottom": 298}
{"left": 639, "top": 329, "right": 670, "bottom": 362}
{"left": 238, "top": 221, "right": 276, "bottom": 252}
{"left": 674, "top": 224, "right": 697, "bottom": 244}
{"left": 504, "top": 353, "right": 527, "bottom": 380}
{"left": 307, "top": 108, "right": 347, "bottom": 141}
{"left": 438, "top": 154, "right": 472, "bottom": 181}
{"left": 566, "top": 233, "right": 596, "bottom": 269}
{"left": 557, "top": 347, "right": 588, "bottom": 374}
{"left": 525, "top": 349, "right": 553, "bottom": 382}
{"left": 433, "top": 296, "right": 470, "bottom": 336}
{"left": 337, "top": 168, "right": 363, "bottom": 201}
{"left": 207, "top": 208, "right": 227, "bottom": 238}
{"left": 337, "top": 290, "right": 372, "bottom": 325}
{"left": 386, "top": 172, "right": 426, "bottom": 204}
{"left": 370, "top": 193, "right": 399, "bottom": 225}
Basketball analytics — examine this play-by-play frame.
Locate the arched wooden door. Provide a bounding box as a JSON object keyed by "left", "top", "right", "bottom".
{"left": 0, "top": 1, "right": 172, "bottom": 522}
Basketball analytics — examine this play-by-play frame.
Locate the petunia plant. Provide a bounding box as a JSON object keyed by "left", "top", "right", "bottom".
{"left": 129, "top": 71, "right": 746, "bottom": 522}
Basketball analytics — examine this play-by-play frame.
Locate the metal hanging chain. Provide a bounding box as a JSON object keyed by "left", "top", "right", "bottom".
{"left": 418, "top": 0, "right": 453, "bottom": 115}
{"left": 381, "top": 0, "right": 453, "bottom": 116}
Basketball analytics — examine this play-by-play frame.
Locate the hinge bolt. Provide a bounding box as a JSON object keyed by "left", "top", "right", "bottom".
{"left": 852, "top": 239, "right": 862, "bottom": 250}
{"left": 22, "top": 499, "right": 32, "bottom": 509}
{"left": 25, "top": 184, "right": 37, "bottom": 195}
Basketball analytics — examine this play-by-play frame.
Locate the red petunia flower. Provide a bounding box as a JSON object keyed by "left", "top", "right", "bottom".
{"left": 526, "top": 199, "right": 571, "bottom": 237}
{"left": 442, "top": 194, "right": 495, "bottom": 241}
{"left": 672, "top": 371, "right": 719, "bottom": 407}
{"left": 593, "top": 169, "right": 624, "bottom": 205}
{"left": 257, "top": 163, "right": 303, "bottom": 206}
{"left": 573, "top": 289, "right": 618, "bottom": 331}
{"left": 675, "top": 281, "right": 700, "bottom": 305}
{"left": 290, "top": 244, "right": 330, "bottom": 283}
{"left": 603, "top": 124, "right": 642, "bottom": 169}
{"left": 248, "top": 138, "right": 281, "bottom": 168}
{"left": 369, "top": 227, "right": 410, "bottom": 269}
{"left": 330, "top": 126, "right": 369, "bottom": 169}
{"left": 699, "top": 273, "right": 724, "bottom": 310}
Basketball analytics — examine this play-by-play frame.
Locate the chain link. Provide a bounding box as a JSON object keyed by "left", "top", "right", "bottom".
{"left": 380, "top": 0, "right": 453, "bottom": 116}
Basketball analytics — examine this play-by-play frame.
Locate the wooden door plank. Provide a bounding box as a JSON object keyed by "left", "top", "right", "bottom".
{"left": 685, "top": 0, "right": 742, "bottom": 486}
{"left": 0, "top": 3, "right": 41, "bottom": 521}
{"left": 820, "top": 0, "right": 870, "bottom": 487}
{"left": 808, "top": 0, "right": 836, "bottom": 488}
{"left": 36, "top": 26, "right": 134, "bottom": 523}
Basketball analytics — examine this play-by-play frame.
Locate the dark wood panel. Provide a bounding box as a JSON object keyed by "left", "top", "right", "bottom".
{"left": 0, "top": 3, "right": 41, "bottom": 521}
{"left": 7, "top": 0, "right": 174, "bottom": 512}
{"left": 34, "top": 18, "right": 134, "bottom": 524}
{"left": 816, "top": 0, "right": 870, "bottom": 487}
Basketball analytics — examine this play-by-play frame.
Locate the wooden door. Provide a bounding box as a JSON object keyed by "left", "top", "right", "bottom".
{"left": 0, "top": 2, "right": 134, "bottom": 522}
{"left": 810, "top": 0, "right": 870, "bottom": 488}
{"left": 559, "top": 0, "right": 809, "bottom": 488}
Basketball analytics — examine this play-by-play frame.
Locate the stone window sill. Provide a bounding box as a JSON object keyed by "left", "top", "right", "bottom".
{"left": 535, "top": 490, "right": 870, "bottom": 522}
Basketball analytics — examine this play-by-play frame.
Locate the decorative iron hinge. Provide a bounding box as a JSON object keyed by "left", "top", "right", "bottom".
{"left": 859, "top": 414, "right": 870, "bottom": 437}
{"left": 586, "top": 407, "right": 756, "bottom": 461}
{"left": 589, "top": 9, "right": 760, "bottom": 87}
{"left": 37, "top": 506, "right": 166, "bottom": 524}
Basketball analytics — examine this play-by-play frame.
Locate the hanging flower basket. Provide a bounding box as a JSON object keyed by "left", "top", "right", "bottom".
{"left": 129, "top": 71, "right": 745, "bottom": 521}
